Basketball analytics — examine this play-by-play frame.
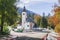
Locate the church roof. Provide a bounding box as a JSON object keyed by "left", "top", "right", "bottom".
{"left": 23, "top": 6, "right": 26, "bottom": 12}
{"left": 26, "top": 17, "right": 34, "bottom": 23}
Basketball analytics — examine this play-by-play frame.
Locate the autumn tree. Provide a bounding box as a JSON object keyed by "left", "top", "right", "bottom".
{"left": 47, "top": 17, "right": 53, "bottom": 28}
{"left": 34, "top": 15, "right": 41, "bottom": 27}
{"left": 52, "top": 6, "right": 60, "bottom": 26}
{"left": 52, "top": 16, "right": 59, "bottom": 26}
{"left": 55, "top": 23, "right": 60, "bottom": 33}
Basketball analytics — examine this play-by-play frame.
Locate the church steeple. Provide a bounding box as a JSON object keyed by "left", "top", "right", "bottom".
{"left": 22, "top": 6, "right": 27, "bottom": 28}
{"left": 23, "top": 6, "right": 26, "bottom": 12}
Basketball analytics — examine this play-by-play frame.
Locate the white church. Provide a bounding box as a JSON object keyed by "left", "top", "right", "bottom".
{"left": 17, "top": 6, "right": 34, "bottom": 30}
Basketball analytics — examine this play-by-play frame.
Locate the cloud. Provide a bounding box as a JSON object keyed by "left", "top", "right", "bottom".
{"left": 16, "top": 0, "right": 58, "bottom": 8}
{"left": 15, "top": 0, "right": 58, "bottom": 16}
{"left": 30, "top": 0, "right": 58, "bottom": 3}
{"left": 16, "top": 0, "right": 30, "bottom": 8}
{"left": 16, "top": 3, "right": 24, "bottom": 8}
{"left": 20, "top": 0, "right": 30, "bottom": 4}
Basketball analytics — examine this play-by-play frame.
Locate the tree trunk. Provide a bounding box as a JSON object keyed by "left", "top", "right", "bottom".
{"left": 1, "top": 13, "right": 4, "bottom": 33}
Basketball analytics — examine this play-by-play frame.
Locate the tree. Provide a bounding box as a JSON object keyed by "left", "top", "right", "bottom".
{"left": 52, "top": 16, "right": 59, "bottom": 26}
{"left": 40, "top": 13, "right": 48, "bottom": 28}
{"left": 34, "top": 15, "right": 41, "bottom": 27}
{"left": 52, "top": 6, "right": 60, "bottom": 27}
{"left": 55, "top": 23, "right": 60, "bottom": 33}
{"left": 0, "top": 0, "right": 18, "bottom": 33}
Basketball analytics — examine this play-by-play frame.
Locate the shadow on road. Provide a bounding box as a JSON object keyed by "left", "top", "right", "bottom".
{"left": 15, "top": 36, "right": 41, "bottom": 40}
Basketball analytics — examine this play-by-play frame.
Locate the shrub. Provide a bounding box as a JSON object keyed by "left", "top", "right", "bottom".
{"left": 2, "top": 26, "right": 10, "bottom": 35}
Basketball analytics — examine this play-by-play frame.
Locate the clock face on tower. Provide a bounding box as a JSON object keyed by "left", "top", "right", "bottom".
{"left": 23, "top": 13, "right": 25, "bottom": 15}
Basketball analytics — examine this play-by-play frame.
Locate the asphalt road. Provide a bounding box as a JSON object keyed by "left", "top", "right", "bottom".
{"left": 15, "top": 36, "right": 41, "bottom": 40}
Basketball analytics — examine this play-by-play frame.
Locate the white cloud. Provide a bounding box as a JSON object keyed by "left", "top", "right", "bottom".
{"left": 16, "top": 0, "right": 58, "bottom": 8}
{"left": 20, "top": 0, "right": 30, "bottom": 4}
{"left": 16, "top": 3, "right": 24, "bottom": 8}
{"left": 16, "top": 0, "right": 30, "bottom": 8}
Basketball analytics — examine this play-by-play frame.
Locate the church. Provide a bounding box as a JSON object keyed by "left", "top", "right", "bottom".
{"left": 21, "top": 6, "right": 34, "bottom": 30}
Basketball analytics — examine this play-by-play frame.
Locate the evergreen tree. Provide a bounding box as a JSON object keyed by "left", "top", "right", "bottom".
{"left": 40, "top": 13, "right": 48, "bottom": 28}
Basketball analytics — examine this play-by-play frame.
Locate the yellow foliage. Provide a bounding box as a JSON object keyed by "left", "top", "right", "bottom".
{"left": 34, "top": 15, "right": 41, "bottom": 23}
{"left": 54, "top": 6, "right": 60, "bottom": 21}
{"left": 52, "top": 6, "right": 60, "bottom": 26}
{"left": 54, "top": 23, "right": 60, "bottom": 33}
{"left": 48, "top": 17, "right": 53, "bottom": 25}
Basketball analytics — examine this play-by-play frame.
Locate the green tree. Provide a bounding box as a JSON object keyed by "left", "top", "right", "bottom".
{"left": 40, "top": 13, "right": 48, "bottom": 28}
{"left": 0, "top": 0, "right": 18, "bottom": 33}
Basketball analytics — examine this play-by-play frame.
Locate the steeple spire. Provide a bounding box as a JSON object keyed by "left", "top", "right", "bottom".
{"left": 23, "top": 6, "right": 26, "bottom": 12}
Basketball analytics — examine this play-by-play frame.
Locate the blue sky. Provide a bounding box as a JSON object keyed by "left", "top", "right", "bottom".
{"left": 15, "top": 0, "right": 59, "bottom": 16}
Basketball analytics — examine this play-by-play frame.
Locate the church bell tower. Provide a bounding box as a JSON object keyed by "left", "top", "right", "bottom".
{"left": 22, "top": 6, "right": 27, "bottom": 28}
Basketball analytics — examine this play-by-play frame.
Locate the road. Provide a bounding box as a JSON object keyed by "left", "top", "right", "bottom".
{"left": 10, "top": 30, "right": 48, "bottom": 40}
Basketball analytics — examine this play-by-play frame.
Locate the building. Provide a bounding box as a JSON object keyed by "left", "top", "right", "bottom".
{"left": 22, "top": 6, "right": 34, "bottom": 30}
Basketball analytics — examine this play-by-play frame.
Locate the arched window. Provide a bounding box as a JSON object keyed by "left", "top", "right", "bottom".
{"left": 23, "top": 13, "right": 25, "bottom": 15}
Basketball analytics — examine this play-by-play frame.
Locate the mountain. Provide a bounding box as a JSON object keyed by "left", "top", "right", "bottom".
{"left": 17, "top": 8, "right": 37, "bottom": 18}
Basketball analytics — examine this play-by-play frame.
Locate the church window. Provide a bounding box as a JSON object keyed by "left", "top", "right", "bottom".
{"left": 23, "top": 13, "right": 25, "bottom": 15}
{"left": 27, "top": 25, "right": 29, "bottom": 27}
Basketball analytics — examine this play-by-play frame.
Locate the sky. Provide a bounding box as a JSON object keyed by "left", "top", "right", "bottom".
{"left": 15, "top": 0, "right": 59, "bottom": 16}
